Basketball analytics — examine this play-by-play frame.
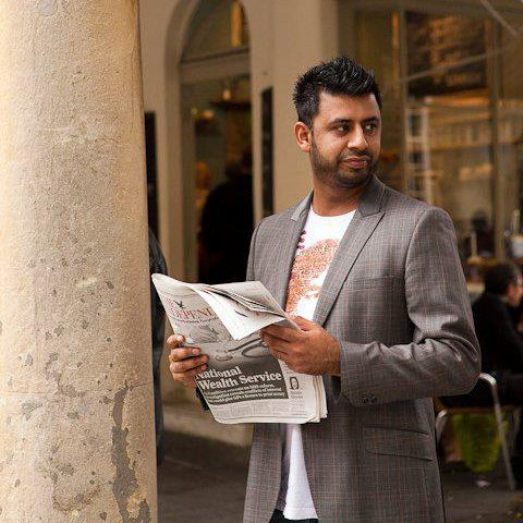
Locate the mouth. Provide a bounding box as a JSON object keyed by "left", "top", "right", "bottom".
{"left": 340, "top": 157, "right": 370, "bottom": 169}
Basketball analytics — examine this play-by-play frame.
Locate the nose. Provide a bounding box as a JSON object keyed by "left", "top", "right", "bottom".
{"left": 347, "top": 125, "right": 368, "bottom": 151}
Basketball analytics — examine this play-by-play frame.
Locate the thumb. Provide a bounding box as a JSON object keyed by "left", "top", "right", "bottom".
{"left": 292, "top": 316, "right": 317, "bottom": 331}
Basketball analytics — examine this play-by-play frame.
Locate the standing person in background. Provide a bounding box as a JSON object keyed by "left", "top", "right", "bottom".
{"left": 168, "top": 57, "right": 480, "bottom": 522}
{"left": 195, "top": 161, "right": 212, "bottom": 225}
{"left": 149, "top": 228, "right": 168, "bottom": 465}
{"left": 199, "top": 150, "right": 254, "bottom": 283}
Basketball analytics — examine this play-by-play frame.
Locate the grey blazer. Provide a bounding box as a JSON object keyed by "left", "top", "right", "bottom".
{"left": 243, "top": 176, "right": 480, "bottom": 523}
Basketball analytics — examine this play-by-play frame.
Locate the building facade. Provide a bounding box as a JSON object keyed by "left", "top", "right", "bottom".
{"left": 140, "top": 0, "right": 523, "bottom": 441}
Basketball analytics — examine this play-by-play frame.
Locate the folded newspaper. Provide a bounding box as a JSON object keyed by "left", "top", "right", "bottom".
{"left": 152, "top": 274, "right": 328, "bottom": 424}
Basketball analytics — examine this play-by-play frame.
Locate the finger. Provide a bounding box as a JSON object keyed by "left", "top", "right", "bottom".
{"left": 170, "top": 363, "right": 206, "bottom": 378}
{"left": 167, "top": 334, "right": 185, "bottom": 348}
{"left": 176, "top": 361, "right": 208, "bottom": 376}
{"left": 186, "top": 363, "right": 208, "bottom": 378}
{"left": 291, "top": 316, "right": 317, "bottom": 331}
{"left": 263, "top": 332, "right": 292, "bottom": 353}
{"left": 169, "top": 347, "right": 201, "bottom": 362}
{"left": 262, "top": 324, "right": 301, "bottom": 342}
{"left": 170, "top": 355, "right": 208, "bottom": 374}
{"left": 269, "top": 347, "right": 291, "bottom": 364}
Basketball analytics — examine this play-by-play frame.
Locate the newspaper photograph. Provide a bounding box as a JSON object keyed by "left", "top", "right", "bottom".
{"left": 152, "top": 273, "right": 327, "bottom": 424}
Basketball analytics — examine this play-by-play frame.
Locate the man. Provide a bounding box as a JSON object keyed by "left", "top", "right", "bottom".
{"left": 468, "top": 263, "right": 523, "bottom": 478}
{"left": 168, "top": 57, "right": 480, "bottom": 522}
{"left": 199, "top": 150, "right": 254, "bottom": 284}
{"left": 473, "top": 263, "right": 523, "bottom": 375}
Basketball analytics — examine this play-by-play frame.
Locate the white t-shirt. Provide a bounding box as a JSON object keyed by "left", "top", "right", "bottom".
{"left": 277, "top": 207, "right": 355, "bottom": 520}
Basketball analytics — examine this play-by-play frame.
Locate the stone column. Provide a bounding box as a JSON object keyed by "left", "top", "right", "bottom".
{"left": 0, "top": 1, "right": 157, "bottom": 521}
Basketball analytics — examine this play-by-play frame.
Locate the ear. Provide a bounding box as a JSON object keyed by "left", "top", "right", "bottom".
{"left": 294, "top": 121, "right": 312, "bottom": 153}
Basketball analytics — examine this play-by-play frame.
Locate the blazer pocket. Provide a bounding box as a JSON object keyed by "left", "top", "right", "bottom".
{"left": 364, "top": 425, "right": 434, "bottom": 461}
{"left": 349, "top": 276, "right": 400, "bottom": 291}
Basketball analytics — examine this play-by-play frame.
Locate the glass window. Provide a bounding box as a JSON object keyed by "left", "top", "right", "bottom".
{"left": 352, "top": 11, "right": 403, "bottom": 192}
{"left": 498, "top": 16, "right": 523, "bottom": 258}
{"left": 404, "top": 12, "right": 495, "bottom": 261}
{"left": 349, "top": 1, "right": 523, "bottom": 276}
{"left": 406, "top": 12, "right": 488, "bottom": 98}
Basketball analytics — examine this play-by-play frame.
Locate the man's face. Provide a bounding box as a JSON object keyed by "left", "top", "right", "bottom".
{"left": 308, "top": 92, "right": 381, "bottom": 189}
{"left": 507, "top": 277, "right": 523, "bottom": 307}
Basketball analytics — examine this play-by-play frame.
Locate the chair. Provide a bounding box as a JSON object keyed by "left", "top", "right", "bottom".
{"left": 435, "top": 373, "right": 521, "bottom": 490}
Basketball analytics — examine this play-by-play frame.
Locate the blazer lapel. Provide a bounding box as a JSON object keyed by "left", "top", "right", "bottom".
{"left": 313, "top": 176, "right": 387, "bottom": 326}
{"left": 271, "top": 194, "right": 312, "bottom": 309}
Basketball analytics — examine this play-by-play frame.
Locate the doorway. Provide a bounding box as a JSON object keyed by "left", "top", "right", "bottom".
{"left": 180, "top": 0, "right": 253, "bottom": 284}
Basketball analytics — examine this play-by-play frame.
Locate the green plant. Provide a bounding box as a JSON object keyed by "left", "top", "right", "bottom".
{"left": 452, "top": 413, "right": 508, "bottom": 474}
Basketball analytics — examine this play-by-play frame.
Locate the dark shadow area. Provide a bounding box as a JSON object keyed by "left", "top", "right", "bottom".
{"left": 158, "top": 431, "right": 249, "bottom": 523}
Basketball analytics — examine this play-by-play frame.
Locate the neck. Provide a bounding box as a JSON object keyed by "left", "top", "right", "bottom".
{"left": 311, "top": 177, "right": 370, "bottom": 216}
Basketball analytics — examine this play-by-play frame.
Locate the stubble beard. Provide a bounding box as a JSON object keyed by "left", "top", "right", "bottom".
{"left": 310, "top": 140, "right": 378, "bottom": 190}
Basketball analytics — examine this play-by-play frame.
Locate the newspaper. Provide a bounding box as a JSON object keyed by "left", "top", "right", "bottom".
{"left": 152, "top": 273, "right": 327, "bottom": 424}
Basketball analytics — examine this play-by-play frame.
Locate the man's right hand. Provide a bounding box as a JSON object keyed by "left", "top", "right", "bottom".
{"left": 167, "top": 335, "right": 209, "bottom": 389}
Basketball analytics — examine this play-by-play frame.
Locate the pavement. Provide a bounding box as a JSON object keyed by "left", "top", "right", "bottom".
{"left": 158, "top": 430, "right": 523, "bottom": 523}
{"left": 158, "top": 431, "right": 249, "bottom": 523}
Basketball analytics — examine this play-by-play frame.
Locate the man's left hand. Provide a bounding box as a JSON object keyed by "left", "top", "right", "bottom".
{"left": 261, "top": 317, "right": 340, "bottom": 376}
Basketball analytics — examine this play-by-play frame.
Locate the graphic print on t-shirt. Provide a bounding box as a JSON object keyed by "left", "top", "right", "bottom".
{"left": 286, "top": 236, "right": 339, "bottom": 314}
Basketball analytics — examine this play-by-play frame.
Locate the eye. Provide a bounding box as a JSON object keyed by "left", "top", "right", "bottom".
{"left": 335, "top": 123, "right": 350, "bottom": 135}
{"left": 363, "top": 121, "right": 378, "bottom": 134}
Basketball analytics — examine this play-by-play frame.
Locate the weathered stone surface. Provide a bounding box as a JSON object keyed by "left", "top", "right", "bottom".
{"left": 0, "top": 1, "right": 157, "bottom": 521}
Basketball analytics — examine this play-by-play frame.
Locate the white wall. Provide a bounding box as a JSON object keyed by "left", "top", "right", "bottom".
{"left": 241, "top": 0, "right": 274, "bottom": 221}
{"left": 272, "top": 0, "right": 339, "bottom": 211}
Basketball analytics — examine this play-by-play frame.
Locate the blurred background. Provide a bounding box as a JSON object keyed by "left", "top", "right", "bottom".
{"left": 139, "top": 1, "right": 523, "bottom": 521}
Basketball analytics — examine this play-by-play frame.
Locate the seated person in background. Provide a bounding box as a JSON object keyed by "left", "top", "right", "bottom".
{"left": 473, "top": 262, "right": 523, "bottom": 376}
{"left": 465, "top": 262, "right": 523, "bottom": 480}
{"left": 507, "top": 293, "right": 523, "bottom": 334}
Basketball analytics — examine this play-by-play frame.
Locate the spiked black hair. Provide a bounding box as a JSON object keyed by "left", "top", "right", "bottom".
{"left": 293, "top": 56, "right": 382, "bottom": 127}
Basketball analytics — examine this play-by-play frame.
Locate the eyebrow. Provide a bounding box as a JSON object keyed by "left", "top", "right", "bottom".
{"left": 328, "top": 116, "right": 380, "bottom": 126}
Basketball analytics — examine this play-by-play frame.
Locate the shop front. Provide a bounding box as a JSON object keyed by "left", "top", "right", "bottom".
{"left": 343, "top": 0, "right": 523, "bottom": 276}
{"left": 139, "top": 0, "right": 523, "bottom": 443}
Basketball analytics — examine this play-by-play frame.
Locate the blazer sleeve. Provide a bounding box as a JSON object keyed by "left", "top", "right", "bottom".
{"left": 338, "top": 207, "right": 481, "bottom": 406}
